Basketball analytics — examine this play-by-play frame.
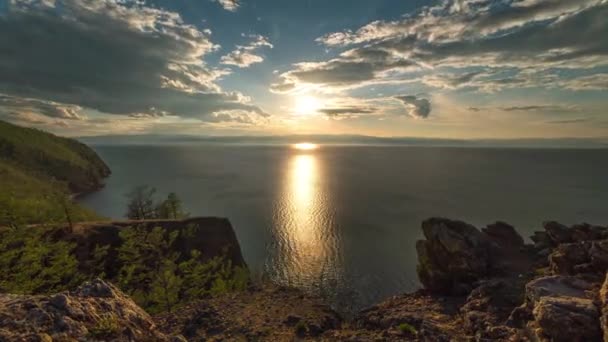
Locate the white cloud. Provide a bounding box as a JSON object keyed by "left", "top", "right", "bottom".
{"left": 214, "top": 0, "right": 240, "bottom": 12}
{"left": 221, "top": 35, "right": 273, "bottom": 68}
{"left": 276, "top": 0, "right": 608, "bottom": 95}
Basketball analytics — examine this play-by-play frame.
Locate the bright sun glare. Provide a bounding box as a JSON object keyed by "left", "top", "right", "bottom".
{"left": 294, "top": 95, "right": 322, "bottom": 115}
{"left": 293, "top": 142, "right": 319, "bottom": 150}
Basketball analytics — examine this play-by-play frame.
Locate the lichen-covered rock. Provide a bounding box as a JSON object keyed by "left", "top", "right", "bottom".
{"left": 532, "top": 296, "right": 600, "bottom": 342}
{"left": 416, "top": 218, "right": 491, "bottom": 295}
{"left": 510, "top": 275, "right": 601, "bottom": 342}
{"left": 599, "top": 273, "right": 608, "bottom": 342}
{"left": 0, "top": 279, "right": 172, "bottom": 341}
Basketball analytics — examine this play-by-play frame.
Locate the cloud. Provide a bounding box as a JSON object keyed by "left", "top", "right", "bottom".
{"left": 0, "top": 94, "right": 83, "bottom": 120}
{"left": 499, "top": 105, "right": 578, "bottom": 113}
{"left": 270, "top": 48, "right": 417, "bottom": 93}
{"left": 394, "top": 96, "right": 431, "bottom": 119}
{"left": 0, "top": 0, "right": 267, "bottom": 123}
{"left": 221, "top": 35, "right": 273, "bottom": 68}
{"left": 277, "top": 0, "right": 608, "bottom": 95}
{"left": 563, "top": 73, "right": 608, "bottom": 91}
{"left": 546, "top": 118, "right": 590, "bottom": 124}
{"left": 318, "top": 106, "right": 377, "bottom": 117}
{"left": 468, "top": 104, "right": 581, "bottom": 113}
{"left": 214, "top": 0, "right": 240, "bottom": 12}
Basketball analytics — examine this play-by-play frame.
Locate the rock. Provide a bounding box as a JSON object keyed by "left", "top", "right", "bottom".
{"left": 283, "top": 314, "right": 302, "bottom": 326}
{"left": 570, "top": 223, "right": 606, "bottom": 242}
{"left": 510, "top": 275, "right": 601, "bottom": 341}
{"left": 544, "top": 221, "right": 572, "bottom": 245}
{"left": 600, "top": 273, "right": 608, "bottom": 342}
{"left": 549, "top": 242, "right": 590, "bottom": 275}
{"left": 460, "top": 277, "right": 529, "bottom": 338}
{"left": 589, "top": 240, "right": 608, "bottom": 271}
{"left": 532, "top": 296, "right": 600, "bottom": 342}
{"left": 416, "top": 218, "right": 491, "bottom": 295}
{"left": 524, "top": 275, "right": 593, "bottom": 304}
{"left": 548, "top": 240, "right": 608, "bottom": 276}
{"left": 0, "top": 279, "right": 172, "bottom": 341}
{"left": 531, "top": 231, "right": 554, "bottom": 249}
{"left": 482, "top": 221, "right": 524, "bottom": 248}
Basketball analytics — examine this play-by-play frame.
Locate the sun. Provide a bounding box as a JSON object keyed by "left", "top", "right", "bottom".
{"left": 292, "top": 143, "right": 319, "bottom": 150}
{"left": 294, "top": 95, "right": 322, "bottom": 115}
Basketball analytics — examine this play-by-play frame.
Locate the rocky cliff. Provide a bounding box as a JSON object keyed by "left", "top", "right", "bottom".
{"left": 3, "top": 218, "right": 608, "bottom": 341}
{"left": 66, "top": 217, "right": 247, "bottom": 276}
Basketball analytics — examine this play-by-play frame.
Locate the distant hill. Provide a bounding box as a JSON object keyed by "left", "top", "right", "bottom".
{"left": 79, "top": 133, "right": 608, "bottom": 149}
{"left": 0, "top": 120, "right": 110, "bottom": 225}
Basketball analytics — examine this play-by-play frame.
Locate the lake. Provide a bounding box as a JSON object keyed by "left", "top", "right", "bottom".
{"left": 78, "top": 145, "right": 608, "bottom": 313}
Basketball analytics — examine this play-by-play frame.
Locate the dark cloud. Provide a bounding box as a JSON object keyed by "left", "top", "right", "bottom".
{"left": 0, "top": 0, "right": 267, "bottom": 123}
{"left": 0, "top": 94, "right": 83, "bottom": 120}
{"left": 270, "top": 50, "right": 417, "bottom": 93}
{"left": 546, "top": 118, "right": 590, "bottom": 124}
{"left": 394, "top": 96, "right": 431, "bottom": 119}
{"left": 467, "top": 104, "right": 580, "bottom": 113}
{"left": 318, "top": 106, "right": 377, "bottom": 117}
{"left": 499, "top": 105, "right": 579, "bottom": 113}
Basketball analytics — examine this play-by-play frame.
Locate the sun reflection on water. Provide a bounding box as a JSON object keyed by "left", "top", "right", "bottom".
{"left": 269, "top": 148, "right": 341, "bottom": 292}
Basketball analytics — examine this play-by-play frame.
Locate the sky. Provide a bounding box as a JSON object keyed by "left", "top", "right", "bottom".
{"left": 0, "top": 0, "right": 607, "bottom": 139}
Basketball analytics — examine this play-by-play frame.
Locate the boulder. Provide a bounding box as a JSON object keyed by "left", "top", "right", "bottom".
{"left": 549, "top": 240, "right": 608, "bottom": 276}
{"left": 600, "top": 273, "right": 608, "bottom": 342}
{"left": 544, "top": 221, "right": 572, "bottom": 245}
{"left": 510, "top": 275, "right": 601, "bottom": 341}
{"left": 0, "top": 279, "right": 172, "bottom": 341}
{"left": 549, "top": 242, "right": 590, "bottom": 275}
{"left": 416, "top": 218, "right": 491, "bottom": 295}
{"left": 533, "top": 296, "right": 600, "bottom": 342}
{"left": 524, "top": 275, "right": 594, "bottom": 304}
{"left": 482, "top": 222, "right": 524, "bottom": 248}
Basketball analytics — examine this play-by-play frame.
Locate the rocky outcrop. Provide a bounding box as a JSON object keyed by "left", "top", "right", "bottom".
{"left": 0, "top": 279, "right": 174, "bottom": 341}
{"left": 416, "top": 218, "right": 493, "bottom": 295}
{"left": 414, "top": 218, "right": 608, "bottom": 341}
{"left": 482, "top": 221, "right": 525, "bottom": 248}
{"left": 549, "top": 240, "right": 608, "bottom": 277}
{"left": 512, "top": 276, "right": 601, "bottom": 341}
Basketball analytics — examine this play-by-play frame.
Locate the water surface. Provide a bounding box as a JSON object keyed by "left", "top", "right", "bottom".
{"left": 78, "top": 145, "right": 608, "bottom": 312}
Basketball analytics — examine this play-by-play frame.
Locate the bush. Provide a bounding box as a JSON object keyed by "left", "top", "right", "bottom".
{"left": 398, "top": 322, "right": 417, "bottom": 335}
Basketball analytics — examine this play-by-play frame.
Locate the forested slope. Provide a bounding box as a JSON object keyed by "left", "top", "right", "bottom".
{"left": 0, "top": 120, "right": 110, "bottom": 224}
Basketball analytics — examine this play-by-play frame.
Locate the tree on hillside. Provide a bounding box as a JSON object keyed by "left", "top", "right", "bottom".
{"left": 125, "top": 185, "right": 157, "bottom": 220}
{"left": 156, "top": 192, "right": 188, "bottom": 219}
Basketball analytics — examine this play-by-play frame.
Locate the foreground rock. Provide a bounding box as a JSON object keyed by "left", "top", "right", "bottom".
{"left": 416, "top": 218, "right": 492, "bottom": 295}
{"left": 511, "top": 275, "right": 600, "bottom": 341}
{"left": 156, "top": 285, "right": 341, "bottom": 341}
{"left": 0, "top": 279, "right": 174, "bottom": 341}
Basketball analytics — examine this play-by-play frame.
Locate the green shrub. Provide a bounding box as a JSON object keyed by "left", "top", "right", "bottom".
{"left": 87, "top": 314, "right": 120, "bottom": 339}
{"left": 398, "top": 322, "right": 417, "bottom": 335}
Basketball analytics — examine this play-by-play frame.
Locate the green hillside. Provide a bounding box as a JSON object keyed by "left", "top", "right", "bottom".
{"left": 0, "top": 120, "right": 111, "bottom": 225}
